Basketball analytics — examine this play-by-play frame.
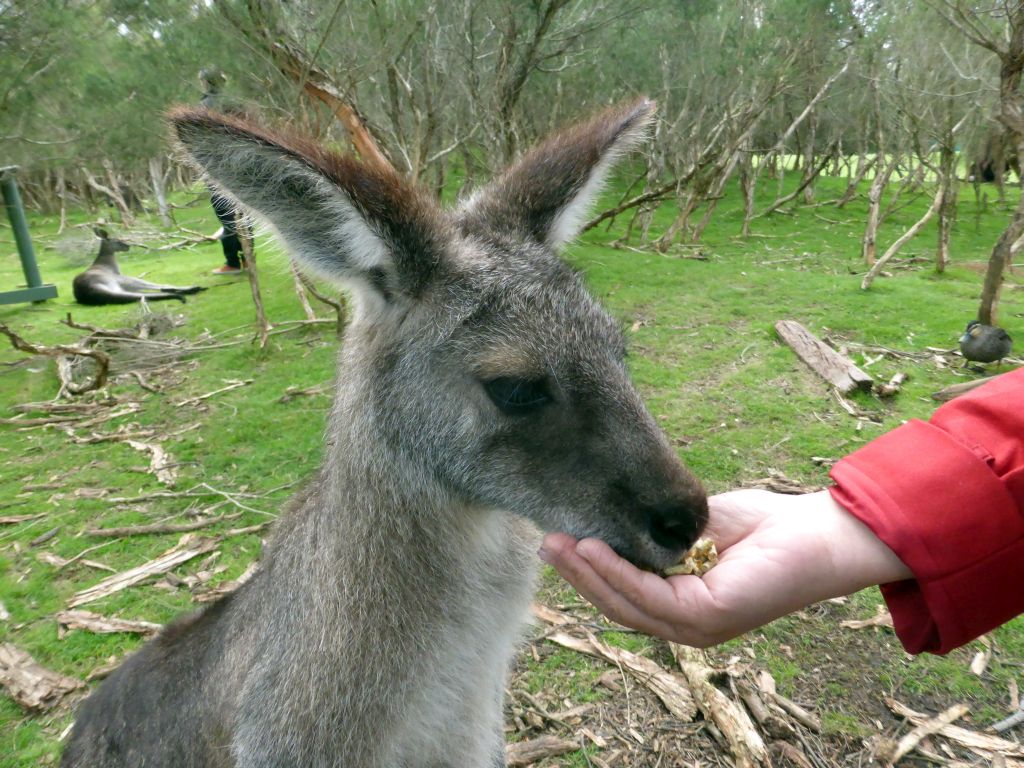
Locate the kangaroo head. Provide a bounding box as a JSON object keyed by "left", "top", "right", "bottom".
{"left": 93, "top": 227, "right": 129, "bottom": 254}
{"left": 170, "top": 100, "right": 707, "bottom": 570}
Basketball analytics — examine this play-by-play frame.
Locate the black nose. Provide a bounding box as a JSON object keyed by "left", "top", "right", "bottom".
{"left": 646, "top": 501, "right": 703, "bottom": 552}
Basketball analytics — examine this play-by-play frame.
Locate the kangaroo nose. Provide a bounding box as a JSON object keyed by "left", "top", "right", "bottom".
{"left": 646, "top": 500, "right": 705, "bottom": 552}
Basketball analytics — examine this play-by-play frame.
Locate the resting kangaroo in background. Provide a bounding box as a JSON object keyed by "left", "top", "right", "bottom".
{"left": 72, "top": 227, "right": 206, "bottom": 305}
{"left": 62, "top": 100, "right": 708, "bottom": 768}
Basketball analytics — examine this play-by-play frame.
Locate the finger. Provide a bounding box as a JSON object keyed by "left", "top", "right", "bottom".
{"left": 540, "top": 535, "right": 680, "bottom": 638}
{"left": 575, "top": 538, "right": 721, "bottom": 636}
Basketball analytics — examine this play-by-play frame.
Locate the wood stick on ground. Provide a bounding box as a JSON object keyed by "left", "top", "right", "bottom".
{"left": 876, "top": 372, "right": 909, "bottom": 398}
{"left": 0, "top": 322, "right": 110, "bottom": 395}
{"left": 991, "top": 698, "right": 1024, "bottom": 733}
{"left": 840, "top": 606, "right": 894, "bottom": 630}
{"left": 175, "top": 379, "right": 253, "bottom": 407}
{"left": 931, "top": 376, "right": 998, "bottom": 402}
{"left": 545, "top": 630, "right": 697, "bottom": 721}
{"left": 505, "top": 735, "right": 580, "bottom": 767}
{"left": 971, "top": 635, "right": 993, "bottom": 677}
{"left": 878, "top": 703, "right": 970, "bottom": 766}
{"left": 886, "top": 698, "right": 1024, "bottom": 759}
{"left": 0, "top": 643, "right": 84, "bottom": 712}
{"left": 671, "top": 645, "right": 770, "bottom": 768}
{"left": 68, "top": 534, "right": 220, "bottom": 609}
{"left": 769, "top": 741, "right": 815, "bottom": 768}
{"left": 736, "top": 678, "right": 795, "bottom": 739}
{"left": 85, "top": 512, "right": 242, "bottom": 538}
{"left": 56, "top": 610, "right": 162, "bottom": 639}
{"left": 775, "top": 320, "right": 873, "bottom": 394}
{"left": 125, "top": 440, "right": 177, "bottom": 487}
{"left": 298, "top": 272, "right": 347, "bottom": 334}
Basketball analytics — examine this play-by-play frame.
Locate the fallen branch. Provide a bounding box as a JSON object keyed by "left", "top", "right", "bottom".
{"left": 505, "top": 735, "right": 579, "bottom": 767}
{"left": 175, "top": 379, "right": 253, "bottom": 407}
{"left": 68, "top": 534, "right": 220, "bottom": 608}
{"left": 540, "top": 623, "right": 696, "bottom": 721}
{"left": 125, "top": 440, "right": 177, "bottom": 486}
{"left": 0, "top": 322, "right": 110, "bottom": 395}
{"left": 841, "top": 606, "right": 894, "bottom": 630}
{"left": 775, "top": 320, "right": 873, "bottom": 394}
{"left": 56, "top": 610, "right": 162, "bottom": 639}
{"left": 931, "top": 376, "right": 998, "bottom": 402}
{"left": 886, "top": 698, "right": 1024, "bottom": 759}
{"left": 877, "top": 702, "right": 970, "bottom": 766}
{"left": 672, "top": 645, "right": 770, "bottom": 768}
{"left": 0, "top": 643, "right": 84, "bottom": 712}
{"left": 85, "top": 513, "right": 241, "bottom": 538}
{"left": 876, "top": 372, "right": 909, "bottom": 398}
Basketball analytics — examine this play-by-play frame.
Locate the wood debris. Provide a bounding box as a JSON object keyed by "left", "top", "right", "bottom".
{"left": 886, "top": 698, "right": 1024, "bottom": 760}
{"left": 876, "top": 371, "right": 908, "bottom": 398}
{"left": 278, "top": 383, "right": 331, "bottom": 403}
{"left": 56, "top": 610, "right": 162, "bottom": 639}
{"left": 175, "top": 378, "right": 253, "bottom": 407}
{"left": 931, "top": 376, "right": 997, "bottom": 402}
{"left": 840, "top": 606, "right": 894, "bottom": 630}
{"left": 85, "top": 512, "right": 241, "bottom": 538}
{"left": 0, "top": 513, "right": 44, "bottom": 525}
{"left": 0, "top": 322, "right": 110, "bottom": 396}
{"left": 68, "top": 533, "right": 220, "bottom": 608}
{"left": 671, "top": 644, "right": 769, "bottom": 768}
{"left": 775, "top": 320, "right": 873, "bottom": 394}
{"left": 992, "top": 697, "right": 1024, "bottom": 734}
{"left": 876, "top": 703, "right": 969, "bottom": 766}
{"left": 126, "top": 440, "right": 177, "bottom": 486}
{"left": 506, "top": 735, "right": 579, "bottom": 766}
{"left": 743, "top": 471, "right": 823, "bottom": 495}
{"left": 0, "top": 643, "right": 84, "bottom": 712}
{"left": 545, "top": 630, "right": 697, "bottom": 721}
{"left": 193, "top": 561, "right": 259, "bottom": 603}
{"left": 970, "top": 635, "right": 993, "bottom": 676}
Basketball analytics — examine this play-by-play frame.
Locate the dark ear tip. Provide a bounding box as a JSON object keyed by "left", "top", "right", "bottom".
{"left": 93, "top": 227, "right": 108, "bottom": 239}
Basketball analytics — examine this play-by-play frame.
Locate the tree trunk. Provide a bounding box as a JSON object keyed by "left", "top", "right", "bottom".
{"left": 149, "top": 157, "right": 173, "bottom": 228}
{"left": 862, "top": 158, "right": 897, "bottom": 265}
{"left": 237, "top": 215, "right": 271, "bottom": 348}
{"left": 56, "top": 168, "right": 67, "bottom": 235}
{"left": 936, "top": 145, "right": 958, "bottom": 272}
{"left": 862, "top": 184, "right": 944, "bottom": 290}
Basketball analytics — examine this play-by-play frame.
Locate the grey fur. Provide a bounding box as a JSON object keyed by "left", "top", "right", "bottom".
{"left": 62, "top": 100, "right": 707, "bottom": 768}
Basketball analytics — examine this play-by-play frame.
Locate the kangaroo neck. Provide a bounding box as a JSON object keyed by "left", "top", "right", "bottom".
{"left": 92, "top": 244, "right": 121, "bottom": 273}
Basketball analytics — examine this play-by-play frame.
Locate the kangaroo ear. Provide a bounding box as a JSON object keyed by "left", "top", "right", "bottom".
{"left": 168, "top": 108, "right": 445, "bottom": 304}
{"left": 459, "top": 99, "right": 655, "bottom": 251}
{"left": 93, "top": 227, "right": 108, "bottom": 239}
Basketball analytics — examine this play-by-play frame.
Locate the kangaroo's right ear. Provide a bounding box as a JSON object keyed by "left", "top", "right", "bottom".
{"left": 168, "top": 108, "right": 446, "bottom": 304}
{"left": 93, "top": 227, "right": 108, "bottom": 239}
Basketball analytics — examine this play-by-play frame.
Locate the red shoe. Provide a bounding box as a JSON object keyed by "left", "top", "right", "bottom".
{"left": 211, "top": 265, "right": 246, "bottom": 275}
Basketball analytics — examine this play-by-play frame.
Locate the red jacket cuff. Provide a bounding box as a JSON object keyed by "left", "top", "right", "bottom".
{"left": 829, "top": 419, "right": 1024, "bottom": 654}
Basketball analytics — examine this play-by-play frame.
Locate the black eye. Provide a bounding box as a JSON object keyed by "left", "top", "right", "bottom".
{"left": 483, "top": 377, "right": 552, "bottom": 415}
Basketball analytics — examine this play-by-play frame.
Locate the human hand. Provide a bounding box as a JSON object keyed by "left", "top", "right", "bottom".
{"left": 539, "top": 489, "right": 912, "bottom": 647}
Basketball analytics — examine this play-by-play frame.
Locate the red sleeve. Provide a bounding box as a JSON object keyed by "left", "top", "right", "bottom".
{"left": 828, "top": 367, "right": 1024, "bottom": 655}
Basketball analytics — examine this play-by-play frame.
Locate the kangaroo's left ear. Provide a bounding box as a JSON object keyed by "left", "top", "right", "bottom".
{"left": 458, "top": 99, "right": 656, "bottom": 251}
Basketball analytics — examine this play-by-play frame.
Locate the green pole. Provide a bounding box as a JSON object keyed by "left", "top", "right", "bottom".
{"left": 1, "top": 166, "right": 43, "bottom": 289}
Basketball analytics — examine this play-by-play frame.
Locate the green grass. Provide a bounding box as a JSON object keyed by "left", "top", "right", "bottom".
{"left": 1, "top": 170, "right": 1022, "bottom": 764}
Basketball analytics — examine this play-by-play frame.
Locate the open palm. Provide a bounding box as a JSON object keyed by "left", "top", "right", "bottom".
{"left": 540, "top": 489, "right": 911, "bottom": 647}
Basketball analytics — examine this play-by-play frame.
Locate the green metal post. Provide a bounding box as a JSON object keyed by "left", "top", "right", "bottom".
{"left": 0, "top": 165, "right": 57, "bottom": 304}
{"left": 2, "top": 168, "right": 42, "bottom": 287}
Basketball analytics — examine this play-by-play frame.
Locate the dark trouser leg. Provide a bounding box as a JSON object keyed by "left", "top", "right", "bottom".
{"left": 210, "top": 193, "right": 246, "bottom": 268}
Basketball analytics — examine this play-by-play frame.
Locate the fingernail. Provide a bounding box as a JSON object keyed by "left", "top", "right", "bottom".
{"left": 537, "top": 546, "right": 553, "bottom": 564}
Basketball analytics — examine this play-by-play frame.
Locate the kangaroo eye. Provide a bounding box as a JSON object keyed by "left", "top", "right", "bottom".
{"left": 483, "top": 377, "right": 552, "bottom": 415}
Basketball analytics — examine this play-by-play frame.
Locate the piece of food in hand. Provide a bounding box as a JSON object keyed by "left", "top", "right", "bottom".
{"left": 663, "top": 538, "right": 718, "bottom": 577}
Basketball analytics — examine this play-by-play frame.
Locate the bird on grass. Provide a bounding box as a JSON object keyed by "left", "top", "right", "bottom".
{"left": 959, "top": 320, "right": 1013, "bottom": 368}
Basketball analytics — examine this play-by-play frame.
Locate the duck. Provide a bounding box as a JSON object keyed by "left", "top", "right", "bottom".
{"left": 959, "top": 320, "right": 1013, "bottom": 367}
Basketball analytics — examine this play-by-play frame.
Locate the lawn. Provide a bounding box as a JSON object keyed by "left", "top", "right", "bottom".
{"left": 1, "top": 169, "right": 1022, "bottom": 766}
